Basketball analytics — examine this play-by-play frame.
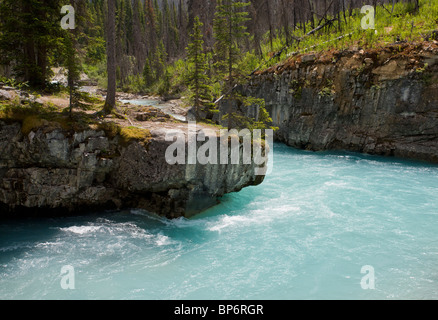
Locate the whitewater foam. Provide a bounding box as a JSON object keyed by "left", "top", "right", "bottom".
{"left": 61, "top": 226, "right": 102, "bottom": 234}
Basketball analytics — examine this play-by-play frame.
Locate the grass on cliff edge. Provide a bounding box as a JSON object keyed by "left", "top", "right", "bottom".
{"left": 256, "top": 0, "right": 438, "bottom": 73}
{"left": 0, "top": 98, "right": 151, "bottom": 147}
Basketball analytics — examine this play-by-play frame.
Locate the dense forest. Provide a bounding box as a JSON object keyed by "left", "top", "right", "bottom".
{"left": 0, "top": 0, "right": 434, "bottom": 118}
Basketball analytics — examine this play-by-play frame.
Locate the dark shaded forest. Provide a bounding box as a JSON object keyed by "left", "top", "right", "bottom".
{"left": 0, "top": 0, "right": 428, "bottom": 105}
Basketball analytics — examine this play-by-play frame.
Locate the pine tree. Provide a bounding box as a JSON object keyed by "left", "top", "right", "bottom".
{"left": 145, "top": 0, "right": 158, "bottom": 57}
{"left": 63, "top": 33, "right": 81, "bottom": 117}
{"left": 186, "top": 16, "right": 213, "bottom": 120}
{"left": 63, "top": 0, "right": 90, "bottom": 117}
{"left": 104, "top": 0, "right": 117, "bottom": 114}
{"left": 132, "top": 0, "right": 146, "bottom": 74}
{"left": 213, "top": 0, "right": 250, "bottom": 89}
{"left": 142, "top": 59, "right": 154, "bottom": 87}
{"left": 213, "top": 0, "right": 250, "bottom": 128}
{"left": 155, "top": 40, "right": 167, "bottom": 82}
{"left": 0, "top": 0, "right": 63, "bottom": 88}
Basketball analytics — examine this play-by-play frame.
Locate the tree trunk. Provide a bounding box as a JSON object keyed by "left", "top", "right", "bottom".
{"left": 373, "top": 0, "right": 377, "bottom": 20}
{"left": 265, "top": 0, "right": 273, "bottom": 52}
{"left": 104, "top": 0, "right": 116, "bottom": 114}
{"left": 293, "top": 0, "right": 297, "bottom": 31}
{"left": 24, "top": 38, "right": 35, "bottom": 85}
{"left": 228, "top": 2, "right": 233, "bottom": 129}
{"left": 282, "top": 0, "right": 290, "bottom": 46}
{"left": 308, "top": 0, "right": 314, "bottom": 30}
{"left": 37, "top": 44, "right": 47, "bottom": 88}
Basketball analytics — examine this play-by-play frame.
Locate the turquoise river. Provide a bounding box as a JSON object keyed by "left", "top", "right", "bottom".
{"left": 1, "top": 143, "right": 438, "bottom": 299}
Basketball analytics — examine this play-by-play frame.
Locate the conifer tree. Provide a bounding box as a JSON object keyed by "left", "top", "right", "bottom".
{"left": 213, "top": 0, "right": 250, "bottom": 128}
{"left": 213, "top": 0, "right": 250, "bottom": 91}
{"left": 155, "top": 40, "right": 167, "bottom": 82}
{"left": 0, "top": 0, "right": 64, "bottom": 88}
{"left": 186, "top": 16, "right": 213, "bottom": 120}
{"left": 142, "top": 59, "right": 154, "bottom": 87}
{"left": 63, "top": 31, "right": 81, "bottom": 117}
{"left": 104, "top": 0, "right": 117, "bottom": 114}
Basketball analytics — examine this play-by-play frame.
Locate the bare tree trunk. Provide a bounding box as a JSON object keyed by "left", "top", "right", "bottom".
{"left": 104, "top": 0, "right": 116, "bottom": 114}
{"left": 300, "top": 0, "right": 306, "bottom": 34}
{"left": 373, "top": 0, "right": 378, "bottom": 19}
{"left": 281, "top": 0, "right": 290, "bottom": 46}
{"left": 308, "top": 0, "right": 315, "bottom": 30}
{"left": 342, "top": 0, "right": 347, "bottom": 25}
{"left": 265, "top": 0, "right": 274, "bottom": 51}
{"left": 293, "top": 0, "right": 297, "bottom": 30}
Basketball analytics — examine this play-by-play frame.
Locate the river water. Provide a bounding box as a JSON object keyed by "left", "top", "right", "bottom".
{"left": 1, "top": 143, "right": 437, "bottom": 300}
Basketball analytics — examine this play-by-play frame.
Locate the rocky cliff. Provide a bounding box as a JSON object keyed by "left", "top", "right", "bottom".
{"left": 230, "top": 42, "right": 438, "bottom": 162}
{"left": 0, "top": 120, "right": 264, "bottom": 218}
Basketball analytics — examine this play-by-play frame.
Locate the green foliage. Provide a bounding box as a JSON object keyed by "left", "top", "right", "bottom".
{"left": 186, "top": 16, "right": 215, "bottom": 120}
{"left": 415, "top": 63, "right": 429, "bottom": 73}
{"left": 0, "top": 76, "right": 29, "bottom": 91}
{"left": 213, "top": 0, "right": 251, "bottom": 87}
{"left": 222, "top": 93, "right": 275, "bottom": 131}
{"left": 86, "top": 37, "right": 107, "bottom": 64}
{"left": 289, "top": 79, "right": 302, "bottom": 99}
{"left": 257, "top": 0, "right": 438, "bottom": 71}
{"left": 318, "top": 87, "right": 334, "bottom": 98}
{"left": 158, "top": 69, "right": 171, "bottom": 96}
{"left": 83, "top": 61, "right": 108, "bottom": 89}
{"left": 237, "top": 51, "right": 260, "bottom": 76}
{"left": 0, "top": 0, "right": 65, "bottom": 88}
{"left": 61, "top": 32, "right": 82, "bottom": 116}
{"left": 213, "top": 0, "right": 265, "bottom": 129}
{"left": 142, "top": 60, "right": 154, "bottom": 88}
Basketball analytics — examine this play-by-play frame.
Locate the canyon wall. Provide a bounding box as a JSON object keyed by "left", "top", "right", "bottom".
{"left": 230, "top": 42, "right": 438, "bottom": 162}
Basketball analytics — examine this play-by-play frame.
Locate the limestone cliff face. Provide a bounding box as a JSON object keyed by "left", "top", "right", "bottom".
{"left": 233, "top": 43, "right": 438, "bottom": 162}
{"left": 0, "top": 121, "right": 264, "bottom": 218}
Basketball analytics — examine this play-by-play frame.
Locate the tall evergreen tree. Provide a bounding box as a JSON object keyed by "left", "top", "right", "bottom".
{"left": 213, "top": 0, "right": 250, "bottom": 128}
{"left": 0, "top": 0, "right": 63, "bottom": 88}
{"left": 213, "top": 0, "right": 250, "bottom": 89}
{"left": 63, "top": 33, "right": 81, "bottom": 117}
{"left": 142, "top": 58, "right": 154, "bottom": 87}
{"left": 104, "top": 0, "right": 117, "bottom": 114}
{"left": 64, "top": 0, "right": 90, "bottom": 116}
{"left": 186, "top": 16, "right": 213, "bottom": 120}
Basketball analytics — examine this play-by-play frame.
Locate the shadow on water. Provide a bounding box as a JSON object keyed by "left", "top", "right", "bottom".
{"left": 273, "top": 142, "right": 438, "bottom": 169}
{"left": 0, "top": 213, "right": 110, "bottom": 265}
